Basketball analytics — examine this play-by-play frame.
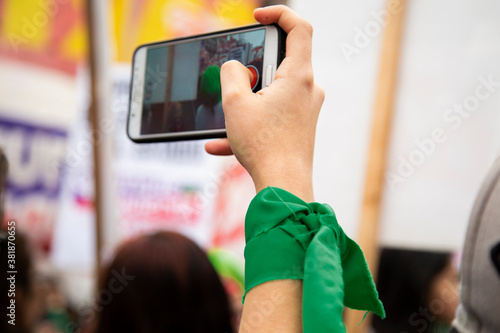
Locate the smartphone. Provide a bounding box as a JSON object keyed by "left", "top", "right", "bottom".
{"left": 127, "top": 24, "right": 286, "bottom": 143}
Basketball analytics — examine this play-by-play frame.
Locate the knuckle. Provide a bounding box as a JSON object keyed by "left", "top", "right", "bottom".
{"left": 274, "top": 4, "right": 287, "bottom": 11}
{"left": 222, "top": 89, "right": 243, "bottom": 107}
{"left": 300, "top": 71, "right": 315, "bottom": 88}
{"left": 301, "top": 21, "right": 314, "bottom": 36}
{"left": 315, "top": 84, "right": 325, "bottom": 101}
{"left": 221, "top": 60, "right": 237, "bottom": 72}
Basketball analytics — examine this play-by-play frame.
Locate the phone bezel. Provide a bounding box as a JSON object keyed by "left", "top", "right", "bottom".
{"left": 127, "top": 24, "right": 286, "bottom": 143}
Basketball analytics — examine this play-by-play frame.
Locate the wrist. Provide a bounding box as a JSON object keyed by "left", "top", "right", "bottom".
{"left": 252, "top": 163, "right": 314, "bottom": 202}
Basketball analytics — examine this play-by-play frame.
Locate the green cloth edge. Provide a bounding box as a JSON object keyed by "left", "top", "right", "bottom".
{"left": 242, "top": 186, "right": 385, "bottom": 332}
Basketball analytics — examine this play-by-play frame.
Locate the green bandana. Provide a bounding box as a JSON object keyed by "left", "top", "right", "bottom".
{"left": 243, "top": 187, "right": 385, "bottom": 332}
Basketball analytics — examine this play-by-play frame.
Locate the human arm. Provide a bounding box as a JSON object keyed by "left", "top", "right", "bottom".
{"left": 207, "top": 5, "right": 383, "bottom": 332}
{"left": 206, "top": 5, "right": 322, "bottom": 332}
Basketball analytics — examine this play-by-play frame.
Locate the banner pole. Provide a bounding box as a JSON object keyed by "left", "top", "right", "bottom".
{"left": 345, "top": 0, "right": 407, "bottom": 331}
{"left": 85, "top": 0, "right": 117, "bottom": 274}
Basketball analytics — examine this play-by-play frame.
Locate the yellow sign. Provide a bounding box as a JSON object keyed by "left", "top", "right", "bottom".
{"left": 0, "top": 0, "right": 87, "bottom": 74}
{"left": 0, "top": 0, "right": 260, "bottom": 72}
{"left": 112, "top": 0, "right": 261, "bottom": 62}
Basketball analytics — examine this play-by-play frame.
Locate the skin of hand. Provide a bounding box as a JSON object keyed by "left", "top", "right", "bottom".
{"left": 205, "top": 5, "right": 325, "bottom": 203}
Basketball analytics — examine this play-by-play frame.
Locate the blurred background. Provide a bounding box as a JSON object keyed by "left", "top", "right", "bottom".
{"left": 0, "top": 0, "right": 499, "bottom": 332}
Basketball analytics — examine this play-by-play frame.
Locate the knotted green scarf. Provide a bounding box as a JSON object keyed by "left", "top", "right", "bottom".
{"left": 243, "top": 187, "right": 385, "bottom": 332}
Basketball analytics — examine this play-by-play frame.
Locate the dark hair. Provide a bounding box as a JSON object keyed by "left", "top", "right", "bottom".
{"left": 94, "top": 231, "right": 234, "bottom": 333}
{"left": 0, "top": 231, "right": 33, "bottom": 333}
{"left": 372, "top": 248, "right": 451, "bottom": 333}
{"left": 0, "top": 147, "right": 8, "bottom": 223}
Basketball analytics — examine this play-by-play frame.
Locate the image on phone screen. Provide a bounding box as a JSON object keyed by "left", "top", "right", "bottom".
{"left": 140, "top": 29, "right": 266, "bottom": 135}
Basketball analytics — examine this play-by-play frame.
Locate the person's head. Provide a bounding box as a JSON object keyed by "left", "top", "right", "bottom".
{"left": 452, "top": 155, "right": 500, "bottom": 332}
{"left": 372, "top": 248, "right": 459, "bottom": 333}
{"left": 0, "top": 147, "right": 8, "bottom": 223}
{"left": 1, "top": 231, "right": 33, "bottom": 333}
{"left": 94, "top": 231, "right": 233, "bottom": 333}
{"left": 208, "top": 248, "right": 245, "bottom": 330}
{"left": 199, "top": 65, "right": 221, "bottom": 108}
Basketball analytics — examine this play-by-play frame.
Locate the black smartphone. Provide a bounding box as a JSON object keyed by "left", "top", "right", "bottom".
{"left": 127, "top": 24, "right": 286, "bottom": 143}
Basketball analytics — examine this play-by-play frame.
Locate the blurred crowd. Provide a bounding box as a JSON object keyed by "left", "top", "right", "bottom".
{"left": 1, "top": 147, "right": 460, "bottom": 333}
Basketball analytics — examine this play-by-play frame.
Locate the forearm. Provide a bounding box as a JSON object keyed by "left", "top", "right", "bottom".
{"left": 239, "top": 280, "right": 303, "bottom": 333}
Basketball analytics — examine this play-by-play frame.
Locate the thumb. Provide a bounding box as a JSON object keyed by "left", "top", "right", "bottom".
{"left": 220, "top": 60, "right": 254, "bottom": 110}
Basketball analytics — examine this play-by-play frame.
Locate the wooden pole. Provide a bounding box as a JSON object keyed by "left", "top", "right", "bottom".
{"left": 85, "top": 0, "right": 117, "bottom": 274}
{"left": 344, "top": 0, "right": 407, "bottom": 332}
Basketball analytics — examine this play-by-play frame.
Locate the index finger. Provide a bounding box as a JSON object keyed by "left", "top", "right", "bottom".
{"left": 254, "top": 5, "right": 313, "bottom": 64}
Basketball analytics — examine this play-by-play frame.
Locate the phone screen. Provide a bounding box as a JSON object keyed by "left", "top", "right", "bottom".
{"left": 140, "top": 28, "right": 266, "bottom": 135}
